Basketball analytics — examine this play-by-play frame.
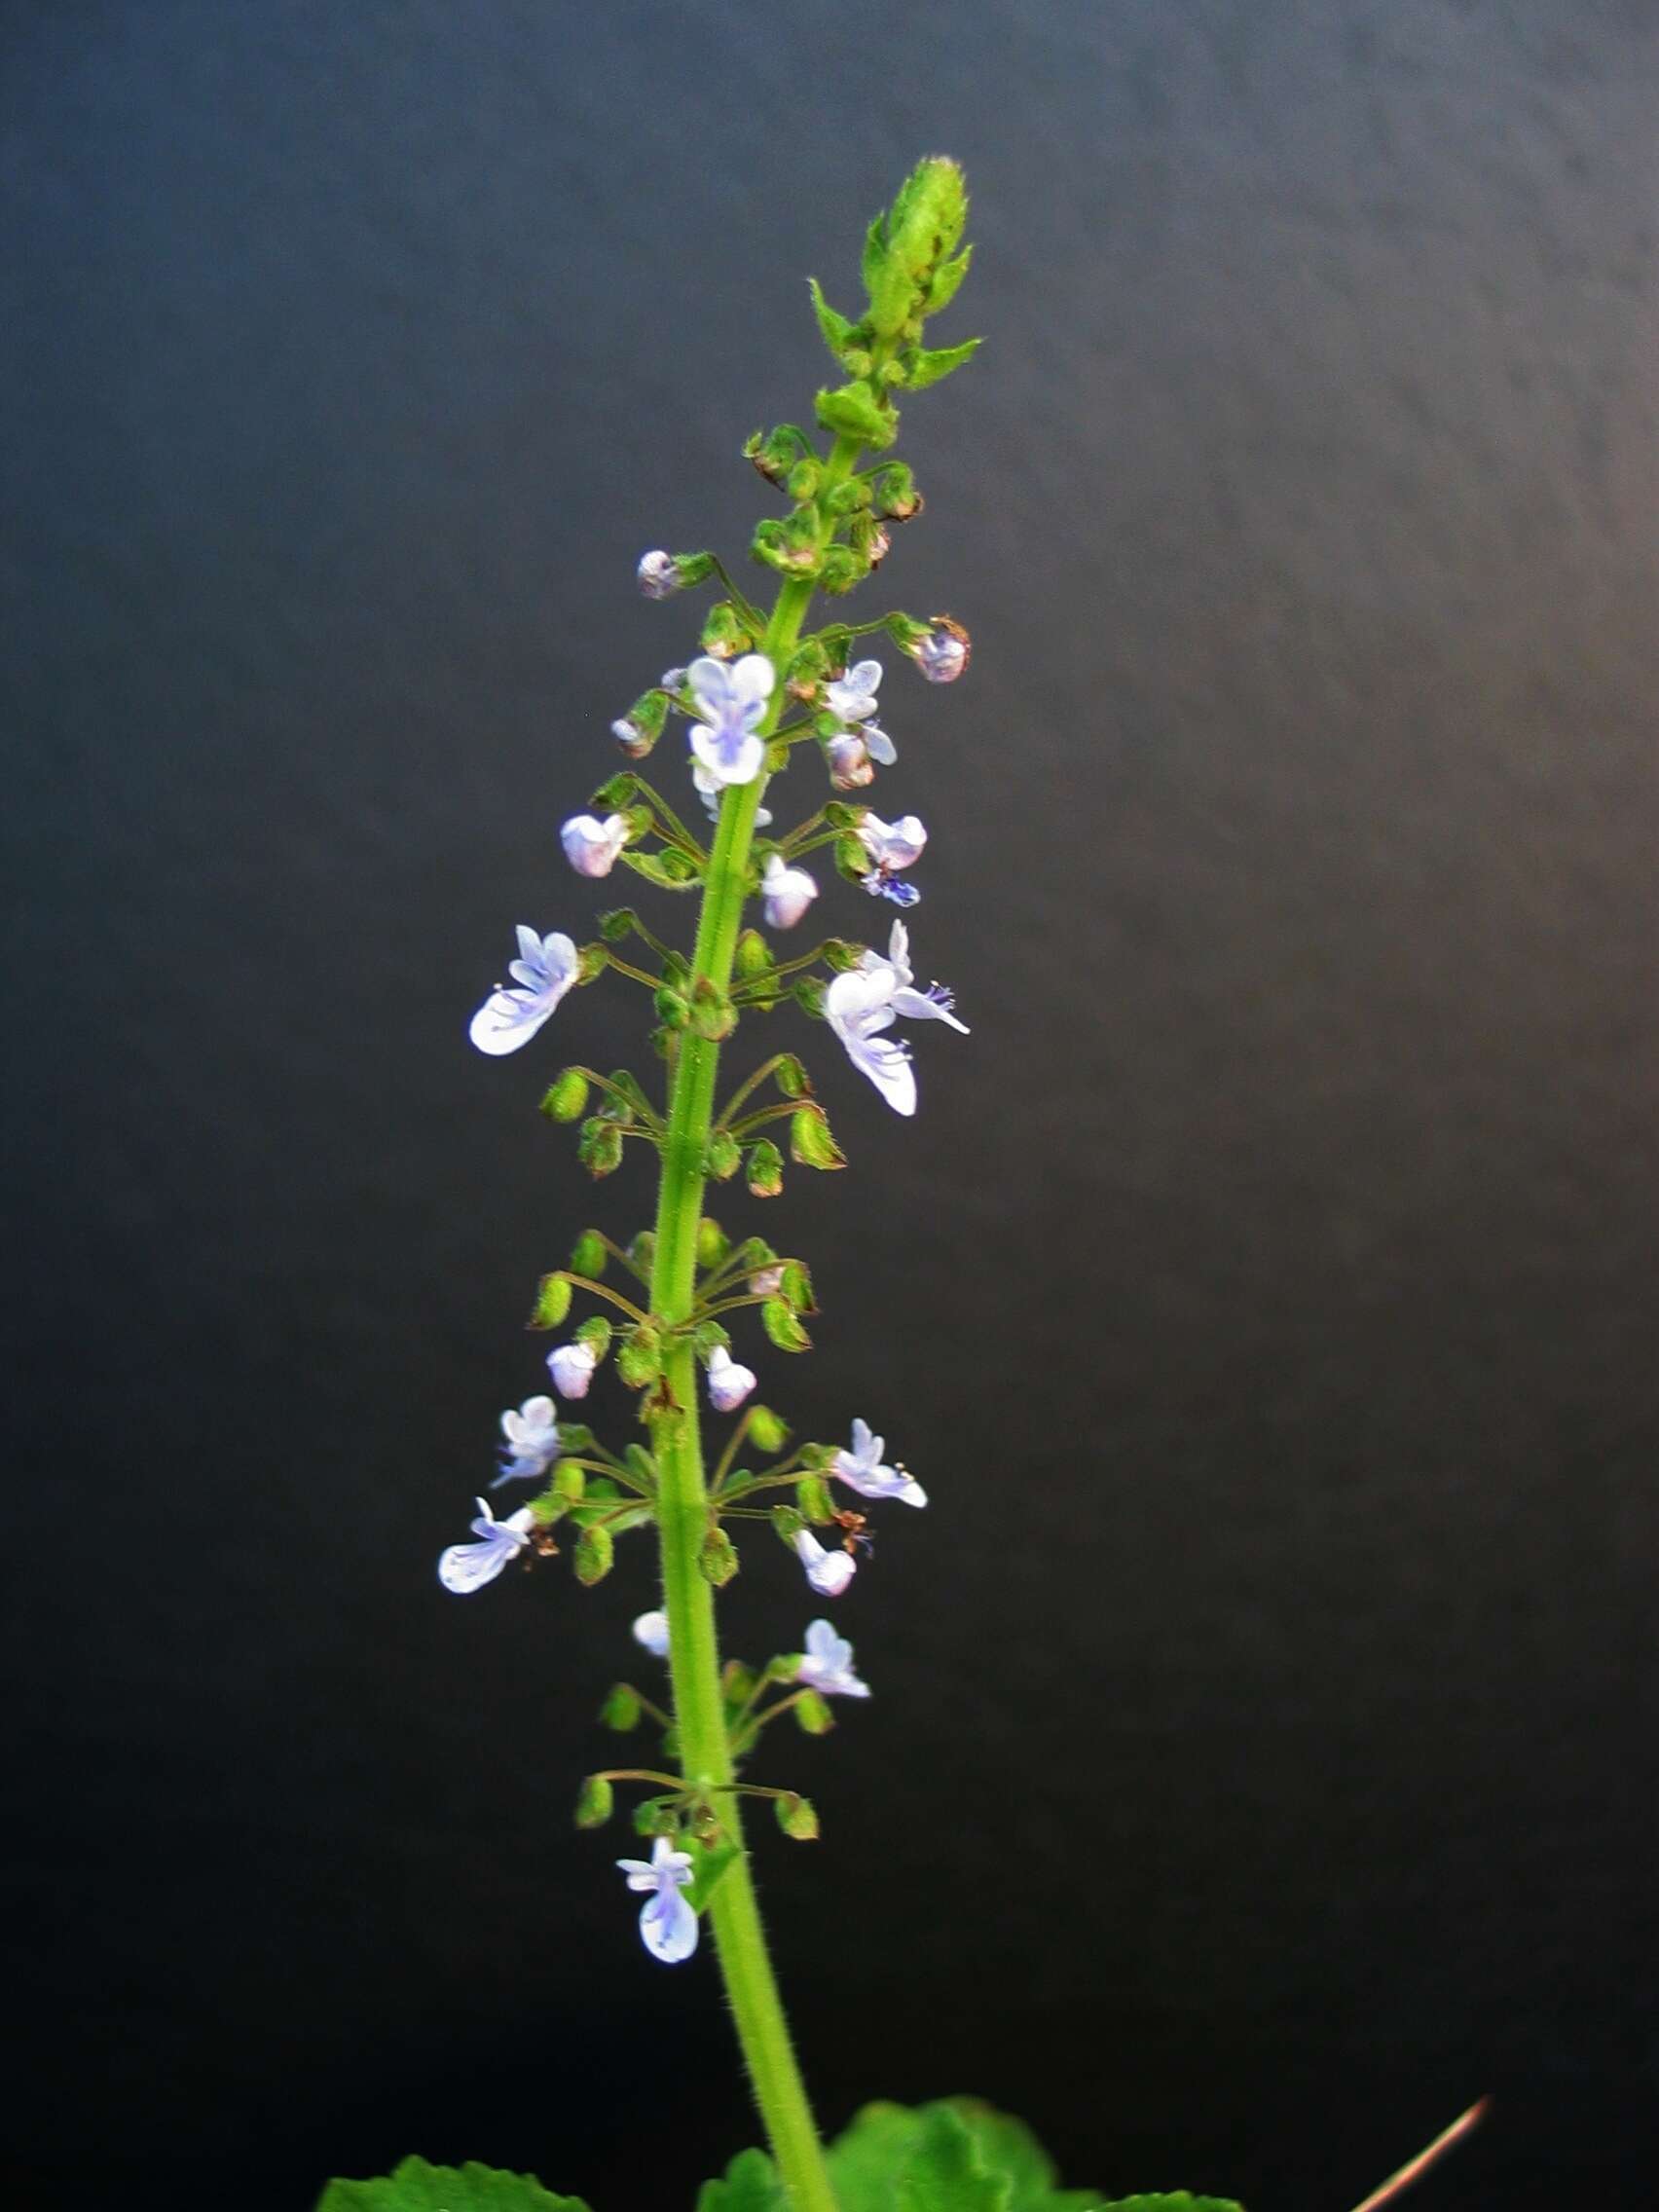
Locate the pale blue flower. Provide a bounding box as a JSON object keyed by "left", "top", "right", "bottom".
{"left": 468, "top": 926, "right": 579, "bottom": 1056}
{"left": 823, "top": 920, "right": 968, "bottom": 1117}
{"left": 637, "top": 550, "right": 681, "bottom": 599}
{"left": 437, "top": 1496, "right": 537, "bottom": 1595}
{"left": 616, "top": 1835, "right": 698, "bottom": 1964}
{"left": 795, "top": 1618, "right": 870, "bottom": 1699}
{"left": 493, "top": 1393, "right": 562, "bottom": 1487}
{"left": 561, "top": 812, "right": 630, "bottom": 878}
{"left": 794, "top": 1528, "right": 856, "bottom": 1598}
{"left": 687, "top": 653, "right": 774, "bottom": 788}
{"left": 632, "top": 1609, "right": 670, "bottom": 1657}
{"left": 761, "top": 854, "right": 818, "bottom": 930}
{"left": 857, "top": 811, "right": 927, "bottom": 906}
{"left": 706, "top": 1344, "right": 756, "bottom": 1414}
{"left": 833, "top": 1417, "right": 926, "bottom": 1508}
{"left": 826, "top": 661, "right": 897, "bottom": 769}
{"left": 912, "top": 623, "right": 969, "bottom": 682}
{"left": 546, "top": 1341, "right": 597, "bottom": 1398}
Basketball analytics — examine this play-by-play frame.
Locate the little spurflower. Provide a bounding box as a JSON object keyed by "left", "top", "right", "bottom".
{"left": 693, "top": 758, "right": 772, "bottom": 828}
{"left": 468, "top": 926, "right": 579, "bottom": 1057}
{"left": 793, "top": 1528, "right": 856, "bottom": 1598}
{"left": 761, "top": 854, "right": 819, "bottom": 930}
{"left": 687, "top": 653, "right": 775, "bottom": 789}
{"left": 546, "top": 1341, "right": 598, "bottom": 1399}
{"left": 616, "top": 1835, "right": 698, "bottom": 1965}
{"left": 833, "top": 1416, "right": 926, "bottom": 1507}
{"left": 795, "top": 1617, "right": 870, "bottom": 1699}
{"left": 437, "top": 1496, "right": 537, "bottom": 1596}
{"left": 706, "top": 1344, "right": 757, "bottom": 1413}
{"left": 825, "top": 659, "right": 896, "bottom": 762}
{"left": 494, "top": 1393, "right": 563, "bottom": 1486}
{"left": 857, "top": 811, "right": 927, "bottom": 906}
{"left": 912, "top": 619, "right": 970, "bottom": 683}
{"left": 824, "top": 919, "right": 969, "bottom": 1117}
{"left": 561, "top": 812, "right": 630, "bottom": 878}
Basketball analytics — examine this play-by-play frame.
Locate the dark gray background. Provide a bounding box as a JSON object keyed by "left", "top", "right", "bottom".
{"left": 4, "top": 2, "right": 1655, "bottom": 2206}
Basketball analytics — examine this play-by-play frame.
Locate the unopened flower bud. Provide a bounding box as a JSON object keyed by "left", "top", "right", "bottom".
{"left": 570, "top": 1228, "right": 607, "bottom": 1277}
{"left": 547, "top": 1340, "right": 599, "bottom": 1398}
{"left": 696, "top": 1217, "right": 729, "bottom": 1268}
{"left": 706, "top": 1129, "right": 741, "bottom": 1181}
{"left": 636, "top": 549, "right": 681, "bottom": 599}
{"left": 795, "top": 1473, "right": 835, "bottom": 1524}
{"left": 761, "top": 854, "right": 819, "bottom": 930}
{"left": 627, "top": 1231, "right": 655, "bottom": 1272}
{"left": 826, "top": 734, "right": 875, "bottom": 791}
{"left": 577, "top": 1118, "right": 624, "bottom": 1177}
{"left": 699, "top": 1526, "right": 740, "bottom": 1586}
{"left": 600, "top": 1682, "right": 642, "bottom": 1732}
{"left": 914, "top": 616, "right": 970, "bottom": 683}
{"left": 561, "top": 812, "right": 631, "bottom": 878}
{"left": 793, "top": 1689, "right": 834, "bottom": 1737}
{"left": 747, "top": 1405, "right": 790, "bottom": 1454}
{"left": 529, "top": 1272, "right": 572, "bottom": 1329}
{"left": 747, "top": 1140, "right": 785, "bottom": 1198}
{"left": 575, "top": 1774, "right": 614, "bottom": 1827}
{"left": 775, "top": 1791, "right": 820, "bottom": 1840}
{"left": 706, "top": 1345, "right": 757, "bottom": 1414}
{"left": 540, "top": 1068, "right": 590, "bottom": 1124}
{"left": 573, "top": 1524, "right": 614, "bottom": 1585}
{"left": 688, "top": 977, "right": 737, "bottom": 1042}
{"left": 615, "top": 1322, "right": 661, "bottom": 1389}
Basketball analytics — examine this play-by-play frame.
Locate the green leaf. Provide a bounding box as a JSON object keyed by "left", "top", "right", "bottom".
{"left": 827, "top": 2101, "right": 1111, "bottom": 2212}
{"left": 807, "top": 276, "right": 858, "bottom": 359}
{"left": 315, "top": 2154, "right": 590, "bottom": 2211}
{"left": 926, "top": 244, "right": 974, "bottom": 315}
{"left": 1096, "top": 2200, "right": 1243, "bottom": 2211}
{"left": 694, "top": 2146, "right": 787, "bottom": 2212}
{"left": 683, "top": 1836, "right": 741, "bottom": 1915}
{"left": 903, "top": 338, "right": 981, "bottom": 390}
{"left": 814, "top": 381, "right": 898, "bottom": 450}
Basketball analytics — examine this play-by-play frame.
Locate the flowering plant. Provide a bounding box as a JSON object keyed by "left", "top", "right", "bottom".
{"left": 318, "top": 161, "right": 1480, "bottom": 2212}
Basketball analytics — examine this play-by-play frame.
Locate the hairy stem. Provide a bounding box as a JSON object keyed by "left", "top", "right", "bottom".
{"left": 645, "top": 435, "right": 860, "bottom": 2211}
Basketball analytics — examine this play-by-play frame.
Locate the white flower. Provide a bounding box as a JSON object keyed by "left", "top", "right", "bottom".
{"left": 468, "top": 926, "right": 579, "bottom": 1057}
{"left": 561, "top": 812, "right": 630, "bottom": 877}
{"left": 794, "top": 1528, "right": 856, "bottom": 1598}
{"left": 825, "top": 660, "right": 897, "bottom": 784}
{"left": 833, "top": 1416, "right": 926, "bottom": 1507}
{"left": 616, "top": 1835, "right": 698, "bottom": 1964}
{"left": 546, "top": 1341, "right": 598, "bottom": 1399}
{"left": 494, "top": 1393, "right": 562, "bottom": 1486}
{"left": 857, "top": 811, "right": 927, "bottom": 906}
{"left": 913, "top": 623, "right": 969, "bottom": 682}
{"left": 692, "top": 758, "right": 771, "bottom": 828}
{"left": 687, "top": 653, "right": 774, "bottom": 788}
{"left": 637, "top": 550, "right": 681, "bottom": 599}
{"left": 761, "top": 854, "right": 819, "bottom": 930}
{"left": 437, "top": 1495, "right": 537, "bottom": 1595}
{"left": 632, "top": 1609, "right": 670, "bottom": 1657}
{"left": 827, "top": 659, "right": 881, "bottom": 728}
{"left": 706, "top": 1344, "right": 756, "bottom": 1413}
{"left": 824, "top": 919, "right": 968, "bottom": 1117}
{"left": 795, "top": 1618, "right": 870, "bottom": 1699}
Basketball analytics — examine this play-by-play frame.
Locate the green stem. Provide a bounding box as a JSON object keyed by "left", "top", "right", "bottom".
{"left": 645, "top": 435, "right": 861, "bottom": 2212}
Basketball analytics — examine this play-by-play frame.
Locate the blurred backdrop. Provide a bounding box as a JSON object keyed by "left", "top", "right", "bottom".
{"left": 3, "top": 3, "right": 1655, "bottom": 2206}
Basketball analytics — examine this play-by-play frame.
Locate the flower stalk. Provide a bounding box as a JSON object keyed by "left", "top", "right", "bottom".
{"left": 643, "top": 466, "right": 860, "bottom": 2212}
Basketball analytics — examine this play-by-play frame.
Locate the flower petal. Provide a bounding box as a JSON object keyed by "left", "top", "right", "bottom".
{"left": 639, "top": 1884, "right": 699, "bottom": 1964}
